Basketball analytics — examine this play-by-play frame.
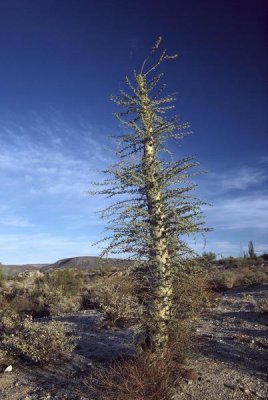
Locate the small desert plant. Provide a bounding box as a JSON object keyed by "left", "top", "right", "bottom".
{"left": 167, "top": 319, "right": 195, "bottom": 363}
{"left": 27, "top": 283, "right": 81, "bottom": 316}
{"left": 212, "top": 270, "right": 237, "bottom": 290}
{"left": 5, "top": 269, "right": 83, "bottom": 317}
{"left": 88, "top": 350, "right": 181, "bottom": 400}
{"left": 0, "top": 266, "right": 5, "bottom": 283}
{"left": 210, "top": 263, "right": 268, "bottom": 291}
{"left": 0, "top": 311, "right": 76, "bottom": 364}
{"left": 36, "top": 269, "right": 83, "bottom": 297}
{"left": 256, "top": 299, "right": 268, "bottom": 314}
{"left": 88, "top": 273, "right": 144, "bottom": 327}
{"left": 173, "top": 265, "right": 210, "bottom": 320}
{"left": 201, "top": 252, "right": 217, "bottom": 268}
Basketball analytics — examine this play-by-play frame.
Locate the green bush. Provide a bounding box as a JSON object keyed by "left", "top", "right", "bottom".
{"left": 0, "top": 269, "right": 83, "bottom": 317}
{"left": 36, "top": 269, "right": 83, "bottom": 297}
{"left": 0, "top": 311, "right": 76, "bottom": 364}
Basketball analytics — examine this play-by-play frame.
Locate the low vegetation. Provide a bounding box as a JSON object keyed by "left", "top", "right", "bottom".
{"left": 88, "top": 351, "right": 180, "bottom": 400}
{"left": 209, "top": 262, "right": 268, "bottom": 291}
{"left": 0, "top": 253, "right": 267, "bottom": 400}
{"left": 0, "top": 310, "right": 76, "bottom": 364}
{"left": 256, "top": 299, "right": 268, "bottom": 314}
{"left": 86, "top": 272, "right": 145, "bottom": 327}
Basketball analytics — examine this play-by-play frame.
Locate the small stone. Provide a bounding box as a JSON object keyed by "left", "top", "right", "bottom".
{"left": 241, "top": 387, "right": 250, "bottom": 394}
{"left": 4, "top": 365, "right": 12, "bottom": 373}
{"left": 187, "top": 380, "right": 193, "bottom": 385}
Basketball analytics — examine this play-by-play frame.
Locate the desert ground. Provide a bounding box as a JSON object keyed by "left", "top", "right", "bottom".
{"left": 0, "top": 259, "right": 267, "bottom": 399}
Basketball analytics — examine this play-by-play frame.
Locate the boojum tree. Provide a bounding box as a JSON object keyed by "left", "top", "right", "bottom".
{"left": 91, "top": 38, "right": 207, "bottom": 354}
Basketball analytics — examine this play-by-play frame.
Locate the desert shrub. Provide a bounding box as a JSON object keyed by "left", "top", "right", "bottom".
{"left": 88, "top": 273, "right": 144, "bottom": 327}
{"left": 236, "top": 258, "right": 258, "bottom": 268}
{"left": 1, "top": 269, "right": 83, "bottom": 317}
{"left": 0, "top": 311, "right": 76, "bottom": 364}
{"left": 0, "top": 293, "right": 10, "bottom": 311}
{"left": 0, "top": 266, "right": 5, "bottom": 284}
{"left": 167, "top": 319, "right": 195, "bottom": 363}
{"left": 256, "top": 299, "right": 268, "bottom": 314}
{"left": 173, "top": 266, "right": 210, "bottom": 320}
{"left": 200, "top": 252, "right": 217, "bottom": 268}
{"left": 27, "top": 284, "right": 81, "bottom": 317}
{"left": 88, "top": 350, "right": 180, "bottom": 400}
{"left": 36, "top": 269, "right": 83, "bottom": 297}
{"left": 211, "top": 270, "right": 237, "bottom": 290}
{"left": 237, "top": 270, "right": 267, "bottom": 286}
{"left": 48, "top": 295, "right": 81, "bottom": 315}
{"left": 210, "top": 263, "right": 268, "bottom": 291}
{"left": 8, "top": 295, "right": 37, "bottom": 315}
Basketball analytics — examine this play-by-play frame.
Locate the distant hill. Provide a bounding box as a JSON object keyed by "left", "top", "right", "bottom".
{"left": 42, "top": 256, "right": 132, "bottom": 271}
{"left": 1, "top": 256, "right": 131, "bottom": 276}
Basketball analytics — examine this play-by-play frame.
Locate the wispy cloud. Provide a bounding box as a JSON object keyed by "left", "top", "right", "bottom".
{"left": 0, "top": 215, "right": 34, "bottom": 228}
{"left": 203, "top": 165, "right": 268, "bottom": 193}
{"left": 0, "top": 118, "right": 114, "bottom": 198}
{"left": 0, "top": 232, "right": 100, "bottom": 264}
{"left": 204, "top": 194, "right": 268, "bottom": 230}
{"left": 0, "top": 115, "right": 267, "bottom": 262}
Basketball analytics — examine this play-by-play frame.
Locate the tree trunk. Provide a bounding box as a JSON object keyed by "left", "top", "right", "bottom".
{"left": 137, "top": 74, "right": 173, "bottom": 353}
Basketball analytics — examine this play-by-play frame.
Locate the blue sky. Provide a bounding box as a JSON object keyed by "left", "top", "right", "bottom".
{"left": 0, "top": 0, "right": 267, "bottom": 264}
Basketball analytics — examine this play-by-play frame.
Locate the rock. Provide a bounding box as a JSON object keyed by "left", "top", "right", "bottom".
{"left": 241, "top": 387, "right": 250, "bottom": 394}
{"left": 4, "top": 365, "right": 12, "bottom": 373}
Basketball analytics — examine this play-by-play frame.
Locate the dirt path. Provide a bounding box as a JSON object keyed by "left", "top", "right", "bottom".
{"left": 175, "top": 284, "right": 268, "bottom": 400}
{"left": 1, "top": 284, "right": 267, "bottom": 399}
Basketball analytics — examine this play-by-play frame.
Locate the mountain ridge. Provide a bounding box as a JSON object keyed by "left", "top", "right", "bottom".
{"left": 1, "top": 256, "right": 131, "bottom": 276}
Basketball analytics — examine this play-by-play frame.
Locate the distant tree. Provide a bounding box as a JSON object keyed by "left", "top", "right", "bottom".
{"left": 91, "top": 38, "right": 208, "bottom": 354}
{"left": 202, "top": 251, "right": 217, "bottom": 261}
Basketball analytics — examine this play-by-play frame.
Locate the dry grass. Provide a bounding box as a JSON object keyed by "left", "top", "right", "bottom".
{"left": 88, "top": 350, "right": 181, "bottom": 400}
{"left": 210, "top": 264, "right": 268, "bottom": 291}
{"left": 173, "top": 266, "right": 211, "bottom": 320}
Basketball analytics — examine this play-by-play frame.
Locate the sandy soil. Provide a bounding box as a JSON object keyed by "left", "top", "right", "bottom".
{"left": 0, "top": 284, "right": 267, "bottom": 399}
{"left": 175, "top": 284, "right": 268, "bottom": 400}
